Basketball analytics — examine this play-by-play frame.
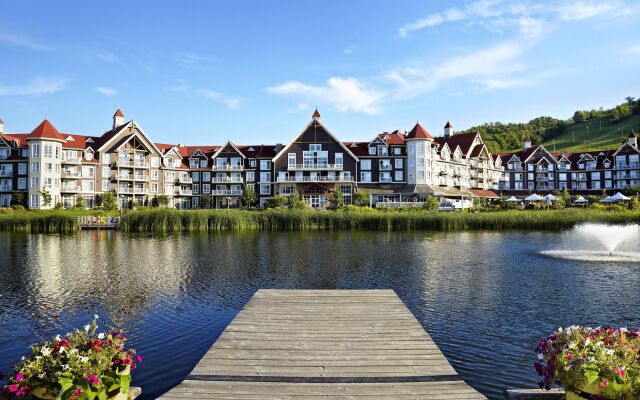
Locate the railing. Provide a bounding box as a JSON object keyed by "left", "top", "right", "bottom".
{"left": 178, "top": 176, "right": 193, "bottom": 184}
{"left": 380, "top": 177, "right": 393, "bottom": 183}
{"left": 134, "top": 175, "right": 148, "bottom": 181}
{"left": 212, "top": 165, "right": 244, "bottom": 171}
{"left": 211, "top": 178, "right": 243, "bottom": 183}
{"left": 615, "top": 164, "right": 639, "bottom": 169}
{"left": 62, "top": 158, "right": 81, "bottom": 164}
{"left": 379, "top": 165, "right": 393, "bottom": 171}
{"left": 287, "top": 164, "right": 343, "bottom": 171}
{"left": 177, "top": 189, "right": 193, "bottom": 196}
{"left": 0, "top": 170, "right": 13, "bottom": 177}
{"left": 211, "top": 190, "right": 243, "bottom": 196}
{"left": 61, "top": 186, "right": 81, "bottom": 193}
{"left": 62, "top": 171, "right": 81, "bottom": 178}
{"left": 119, "top": 174, "right": 133, "bottom": 180}
{"left": 134, "top": 161, "right": 148, "bottom": 168}
{"left": 616, "top": 173, "right": 640, "bottom": 179}
{"left": 276, "top": 176, "right": 355, "bottom": 183}
{"left": 134, "top": 188, "right": 148, "bottom": 194}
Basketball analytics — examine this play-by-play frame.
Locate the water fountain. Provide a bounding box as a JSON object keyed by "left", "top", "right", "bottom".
{"left": 541, "top": 222, "right": 640, "bottom": 262}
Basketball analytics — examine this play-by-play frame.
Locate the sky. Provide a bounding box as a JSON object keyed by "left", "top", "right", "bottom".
{"left": 1, "top": 0, "right": 639, "bottom": 145}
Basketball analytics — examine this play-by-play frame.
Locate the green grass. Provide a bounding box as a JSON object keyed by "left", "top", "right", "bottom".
{"left": 542, "top": 114, "right": 640, "bottom": 153}
{"left": 0, "top": 209, "right": 116, "bottom": 233}
{"left": 120, "top": 208, "right": 640, "bottom": 233}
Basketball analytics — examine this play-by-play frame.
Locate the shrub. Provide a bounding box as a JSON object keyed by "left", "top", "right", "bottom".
{"left": 264, "top": 196, "right": 287, "bottom": 209}
{"left": 329, "top": 189, "right": 344, "bottom": 209}
{"left": 54, "top": 202, "right": 64, "bottom": 210}
{"left": 352, "top": 191, "right": 369, "bottom": 206}
{"left": 423, "top": 196, "right": 440, "bottom": 211}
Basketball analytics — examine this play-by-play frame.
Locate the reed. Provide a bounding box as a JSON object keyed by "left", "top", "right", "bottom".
{"left": 0, "top": 209, "right": 91, "bottom": 233}
{"left": 120, "top": 208, "right": 640, "bottom": 233}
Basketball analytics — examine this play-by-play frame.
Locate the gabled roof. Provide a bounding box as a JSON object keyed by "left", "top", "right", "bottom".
{"left": 211, "top": 141, "right": 246, "bottom": 159}
{"left": 406, "top": 122, "right": 433, "bottom": 140}
{"left": 433, "top": 132, "right": 478, "bottom": 156}
{"left": 341, "top": 141, "right": 369, "bottom": 156}
{"left": 25, "top": 119, "right": 66, "bottom": 142}
{"left": 113, "top": 108, "right": 124, "bottom": 118}
{"left": 312, "top": 108, "right": 321, "bottom": 119}
{"left": 237, "top": 145, "right": 277, "bottom": 159}
{"left": 378, "top": 130, "right": 406, "bottom": 145}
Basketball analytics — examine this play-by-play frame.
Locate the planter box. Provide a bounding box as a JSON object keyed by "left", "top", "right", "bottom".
{"left": 504, "top": 388, "right": 564, "bottom": 399}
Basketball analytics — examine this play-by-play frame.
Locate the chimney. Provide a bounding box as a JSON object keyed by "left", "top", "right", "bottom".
{"left": 113, "top": 108, "right": 125, "bottom": 130}
{"left": 627, "top": 131, "right": 638, "bottom": 148}
{"left": 178, "top": 143, "right": 185, "bottom": 147}
{"left": 523, "top": 136, "right": 532, "bottom": 150}
{"left": 312, "top": 108, "right": 321, "bottom": 121}
{"left": 443, "top": 121, "right": 452, "bottom": 139}
{"left": 0, "top": 118, "right": 4, "bottom": 134}
{"left": 275, "top": 143, "right": 284, "bottom": 153}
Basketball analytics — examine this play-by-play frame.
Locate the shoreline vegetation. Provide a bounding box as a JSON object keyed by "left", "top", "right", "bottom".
{"left": 0, "top": 207, "right": 638, "bottom": 233}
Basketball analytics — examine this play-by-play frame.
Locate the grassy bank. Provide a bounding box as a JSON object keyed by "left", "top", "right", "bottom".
{"left": 0, "top": 209, "right": 113, "bottom": 233}
{"left": 120, "top": 208, "right": 640, "bottom": 233}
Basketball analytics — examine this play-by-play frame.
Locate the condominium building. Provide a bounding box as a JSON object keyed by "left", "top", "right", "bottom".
{"left": 0, "top": 108, "right": 635, "bottom": 210}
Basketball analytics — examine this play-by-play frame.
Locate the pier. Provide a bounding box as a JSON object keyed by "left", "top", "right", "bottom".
{"left": 160, "top": 289, "right": 485, "bottom": 399}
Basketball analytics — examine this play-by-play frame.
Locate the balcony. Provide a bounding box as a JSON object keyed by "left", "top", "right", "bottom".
{"left": 134, "top": 188, "right": 148, "bottom": 194}
{"left": 62, "top": 158, "right": 81, "bottom": 164}
{"left": 211, "top": 177, "right": 243, "bottom": 183}
{"left": 177, "top": 189, "right": 193, "bottom": 196}
{"left": 61, "top": 186, "right": 81, "bottom": 193}
{"left": 287, "top": 164, "right": 343, "bottom": 171}
{"left": 212, "top": 165, "right": 244, "bottom": 171}
{"left": 0, "top": 170, "right": 13, "bottom": 177}
{"left": 119, "top": 174, "right": 133, "bottom": 180}
{"left": 134, "top": 175, "right": 148, "bottom": 181}
{"left": 276, "top": 176, "right": 355, "bottom": 183}
{"left": 178, "top": 176, "right": 193, "bottom": 184}
{"left": 134, "top": 161, "right": 149, "bottom": 168}
{"left": 379, "top": 164, "right": 393, "bottom": 171}
{"left": 62, "top": 171, "right": 81, "bottom": 178}
{"left": 211, "top": 190, "right": 243, "bottom": 196}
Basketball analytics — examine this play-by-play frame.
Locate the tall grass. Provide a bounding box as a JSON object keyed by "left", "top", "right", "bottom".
{"left": 121, "top": 208, "right": 640, "bottom": 233}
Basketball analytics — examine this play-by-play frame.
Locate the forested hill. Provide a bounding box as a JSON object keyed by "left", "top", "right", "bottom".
{"left": 459, "top": 97, "right": 640, "bottom": 153}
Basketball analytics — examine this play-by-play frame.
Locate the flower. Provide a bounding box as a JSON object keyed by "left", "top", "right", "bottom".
{"left": 84, "top": 325, "right": 90, "bottom": 332}
{"left": 15, "top": 374, "right": 23, "bottom": 382}
{"left": 98, "top": 333, "right": 105, "bottom": 340}
{"left": 93, "top": 314, "right": 99, "bottom": 320}
{"left": 73, "top": 387, "right": 83, "bottom": 396}
{"left": 40, "top": 347, "right": 51, "bottom": 356}
{"left": 8, "top": 384, "right": 18, "bottom": 393}
{"left": 136, "top": 355, "right": 142, "bottom": 363}
{"left": 599, "top": 379, "right": 608, "bottom": 388}
{"left": 87, "top": 374, "right": 99, "bottom": 386}
{"left": 55, "top": 335, "right": 61, "bottom": 341}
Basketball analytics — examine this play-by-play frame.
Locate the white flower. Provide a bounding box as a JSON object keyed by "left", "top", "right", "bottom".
{"left": 98, "top": 333, "right": 105, "bottom": 340}
{"left": 537, "top": 353, "right": 544, "bottom": 360}
{"left": 79, "top": 356, "right": 89, "bottom": 363}
{"left": 84, "top": 325, "right": 91, "bottom": 332}
{"left": 41, "top": 347, "right": 51, "bottom": 356}
{"left": 606, "top": 349, "right": 615, "bottom": 355}
{"left": 585, "top": 338, "right": 591, "bottom": 346}
{"left": 94, "top": 314, "right": 99, "bottom": 320}
{"left": 62, "top": 364, "right": 69, "bottom": 370}
{"left": 55, "top": 335, "right": 61, "bottom": 341}
{"left": 21, "top": 356, "right": 25, "bottom": 361}
{"left": 59, "top": 345, "right": 65, "bottom": 354}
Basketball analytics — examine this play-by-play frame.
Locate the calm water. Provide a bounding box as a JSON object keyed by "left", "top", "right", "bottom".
{"left": 1, "top": 230, "right": 639, "bottom": 399}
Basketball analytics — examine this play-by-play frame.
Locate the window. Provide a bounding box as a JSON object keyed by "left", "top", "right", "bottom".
{"left": 82, "top": 166, "right": 94, "bottom": 178}
{"left": 102, "top": 167, "right": 110, "bottom": 178}
{"left": 200, "top": 159, "right": 207, "bottom": 168}
{"left": 377, "top": 146, "right": 388, "bottom": 156}
{"left": 44, "top": 144, "right": 53, "bottom": 158}
{"left": 604, "top": 161, "right": 611, "bottom": 168}
{"left": 260, "top": 184, "right": 270, "bottom": 195}
{"left": 395, "top": 159, "right": 403, "bottom": 169}
{"left": 335, "top": 153, "right": 343, "bottom": 166}
{"left": 102, "top": 180, "right": 110, "bottom": 191}
{"left": 151, "top": 170, "right": 159, "bottom": 180}
{"left": 81, "top": 180, "right": 94, "bottom": 192}
{"left": 527, "top": 164, "right": 534, "bottom": 171}
{"left": 149, "top": 156, "right": 158, "bottom": 167}
{"left": 260, "top": 172, "right": 271, "bottom": 182}
{"left": 31, "top": 194, "right": 39, "bottom": 208}
{"left": 31, "top": 162, "right": 39, "bottom": 173}
{"left": 0, "top": 148, "right": 10, "bottom": 159}
{"left": 246, "top": 171, "right": 255, "bottom": 181}
{"left": 361, "top": 160, "right": 371, "bottom": 170}
{"left": 309, "top": 144, "right": 321, "bottom": 152}
{"left": 189, "top": 159, "right": 199, "bottom": 168}
{"left": 417, "top": 171, "right": 425, "bottom": 180}
{"left": 85, "top": 150, "right": 93, "bottom": 161}
{"left": 202, "top": 184, "right": 210, "bottom": 194}
{"left": 368, "top": 147, "right": 377, "bottom": 155}
{"left": 260, "top": 160, "right": 271, "bottom": 170}
{"left": 203, "top": 172, "right": 210, "bottom": 181}
{"left": 393, "top": 147, "right": 401, "bottom": 155}
{"left": 151, "top": 183, "right": 158, "bottom": 193}
{"left": 288, "top": 153, "right": 296, "bottom": 167}
{"left": 18, "top": 178, "right": 26, "bottom": 189}
{"left": 360, "top": 172, "right": 371, "bottom": 182}
{"left": 280, "top": 185, "right": 296, "bottom": 195}
{"left": 192, "top": 172, "right": 200, "bottom": 182}
{"left": 192, "top": 185, "right": 199, "bottom": 194}
{"left": 31, "top": 143, "right": 40, "bottom": 157}
{"left": 250, "top": 159, "right": 256, "bottom": 168}
{"left": 18, "top": 163, "right": 27, "bottom": 174}
{"left": 394, "top": 171, "right": 404, "bottom": 181}
{"left": 31, "top": 177, "right": 39, "bottom": 188}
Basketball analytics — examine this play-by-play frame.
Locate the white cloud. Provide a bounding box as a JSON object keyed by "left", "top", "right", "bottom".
{"left": 266, "top": 77, "right": 384, "bottom": 115}
{"left": 178, "top": 52, "right": 222, "bottom": 69}
{"left": 0, "top": 77, "right": 67, "bottom": 96}
{"left": 95, "top": 87, "right": 117, "bottom": 97}
{"left": 95, "top": 49, "right": 119, "bottom": 63}
{"left": 628, "top": 44, "right": 640, "bottom": 54}
{"left": 343, "top": 45, "right": 356, "bottom": 55}
{"left": 197, "top": 89, "right": 240, "bottom": 110}
{"left": 163, "top": 80, "right": 190, "bottom": 95}
{"left": 397, "top": 0, "right": 638, "bottom": 39}
{"left": 0, "top": 32, "right": 52, "bottom": 51}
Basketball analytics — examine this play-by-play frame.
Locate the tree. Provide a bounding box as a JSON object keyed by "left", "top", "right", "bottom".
{"left": 612, "top": 103, "right": 632, "bottom": 122}
{"left": 561, "top": 188, "right": 571, "bottom": 203}
{"left": 424, "top": 196, "right": 440, "bottom": 211}
{"left": 329, "top": 189, "right": 344, "bottom": 209}
{"left": 352, "top": 191, "right": 369, "bottom": 206}
{"left": 200, "top": 195, "right": 212, "bottom": 209}
{"left": 100, "top": 193, "right": 118, "bottom": 210}
{"left": 157, "top": 195, "right": 170, "bottom": 208}
{"left": 39, "top": 189, "right": 52, "bottom": 208}
{"left": 264, "top": 195, "right": 287, "bottom": 208}
{"left": 288, "top": 191, "right": 307, "bottom": 209}
{"left": 150, "top": 196, "right": 159, "bottom": 208}
{"left": 241, "top": 186, "right": 257, "bottom": 208}
{"left": 10, "top": 193, "right": 25, "bottom": 207}
{"left": 74, "top": 195, "right": 86, "bottom": 209}
{"left": 573, "top": 110, "right": 588, "bottom": 123}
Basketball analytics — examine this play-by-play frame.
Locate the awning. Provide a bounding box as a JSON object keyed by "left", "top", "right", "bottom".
{"left": 400, "top": 184, "right": 473, "bottom": 198}
{"left": 298, "top": 183, "right": 335, "bottom": 193}
{"left": 543, "top": 194, "right": 557, "bottom": 202}
{"left": 470, "top": 189, "right": 500, "bottom": 199}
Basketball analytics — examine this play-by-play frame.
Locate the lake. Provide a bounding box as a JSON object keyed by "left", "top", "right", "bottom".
{"left": 0, "top": 230, "right": 639, "bottom": 399}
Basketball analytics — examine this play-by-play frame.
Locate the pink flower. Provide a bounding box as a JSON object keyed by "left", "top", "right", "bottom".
{"left": 614, "top": 367, "right": 625, "bottom": 378}
{"left": 73, "top": 387, "right": 83, "bottom": 396}
{"left": 8, "top": 384, "right": 18, "bottom": 393}
{"left": 137, "top": 355, "right": 142, "bottom": 363}
{"left": 16, "top": 386, "right": 29, "bottom": 397}
{"left": 15, "top": 373, "right": 24, "bottom": 382}
{"left": 565, "top": 352, "right": 573, "bottom": 360}
{"left": 599, "top": 379, "right": 608, "bottom": 388}
{"left": 113, "top": 358, "right": 120, "bottom": 364}
{"left": 87, "top": 374, "right": 99, "bottom": 386}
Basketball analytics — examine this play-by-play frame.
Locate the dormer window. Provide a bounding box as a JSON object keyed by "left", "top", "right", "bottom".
{"left": 200, "top": 159, "right": 207, "bottom": 168}
{"left": 85, "top": 150, "right": 93, "bottom": 161}
{"left": 368, "top": 147, "right": 377, "bottom": 155}
{"left": 189, "top": 159, "right": 199, "bottom": 169}
{"left": 604, "top": 161, "right": 611, "bottom": 168}
{"left": 377, "top": 146, "right": 388, "bottom": 156}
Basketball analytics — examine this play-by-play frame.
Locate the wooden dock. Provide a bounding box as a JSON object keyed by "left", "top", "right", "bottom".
{"left": 160, "top": 289, "right": 486, "bottom": 399}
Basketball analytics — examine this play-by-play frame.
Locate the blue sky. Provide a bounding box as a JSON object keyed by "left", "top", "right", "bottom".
{"left": 1, "top": 0, "right": 639, "bottom": 145}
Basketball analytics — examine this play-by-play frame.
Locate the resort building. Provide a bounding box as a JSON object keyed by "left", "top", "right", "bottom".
{"left": 0, "top": 109, "right": 636, "bottom": 210}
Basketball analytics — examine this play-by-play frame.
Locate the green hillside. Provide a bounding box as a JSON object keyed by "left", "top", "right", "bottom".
{"left": 542, "top": 114, "right": 640, "bottom": 153}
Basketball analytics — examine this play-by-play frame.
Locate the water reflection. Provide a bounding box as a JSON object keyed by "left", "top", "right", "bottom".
{"left": 0, "top": 230, "right": 638, "bottom": 399}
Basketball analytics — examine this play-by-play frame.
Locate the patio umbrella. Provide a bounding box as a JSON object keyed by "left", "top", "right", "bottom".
{"left": 573, "top": 196, "right": 588, "bottom": 204}
{"left": 524, "top": 194, "right": 543, "bottom": 202}
{"left": 609, "top": 192, "right": 631, "bottom": 202}
{"left": 505, "top": 196, "right": 520, "bottom": 202}
{"left": 543, "top": 194, "right": 557, "bottom": 202}
{"left": 600, "top": 196, "right": 613, "bottom": 203}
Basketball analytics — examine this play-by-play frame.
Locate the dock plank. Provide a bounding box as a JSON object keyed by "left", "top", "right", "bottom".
{"left": 160, "top": 289, "right": 485, "bottom": 399}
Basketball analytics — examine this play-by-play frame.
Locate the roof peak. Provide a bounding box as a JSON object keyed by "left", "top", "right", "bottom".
{"left": 113, "top": 108, "right": 124, "bottom": 118}
{"left": 406, "top": 121, "right": 433, "bottom": 140}
{"left": 444, "top": 121, "right": 452, "bottom": 129}
{"left": 26, "top": 119, "right": 65, "bottom": 141}
{"left": 312, "top": 108, "right": 321, "bottom": 120}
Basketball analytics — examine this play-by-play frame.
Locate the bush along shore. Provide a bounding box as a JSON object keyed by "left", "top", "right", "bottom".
{"left": 0, "top": 206, "right": 638, "bottom": 233}
{"left": 119, "top": 207, "right": 640, "bottom": 233}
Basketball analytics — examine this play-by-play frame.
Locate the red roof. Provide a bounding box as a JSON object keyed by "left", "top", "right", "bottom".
{"left": 26, "top": 119, "right": 66, "bottom": 141}
{"left": 470, "top": 189, "right": 500, "bottom": 199}
{"left": 113, "top": 108, "right": 124, "bottom": 118}
{"left": 0, "top": 118, "right": 4, "bottom": 124}
{"left": 312, "top": 108, "right": 321, "bottom": 119}
{"left": 378, "top": 131, "right": 406, "bottom": 145}
{"left": 406, "top": 122, "right": 433, "bottom": 140}
{"left": 342, "top": 141, "right": 369, "bottom": 156}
